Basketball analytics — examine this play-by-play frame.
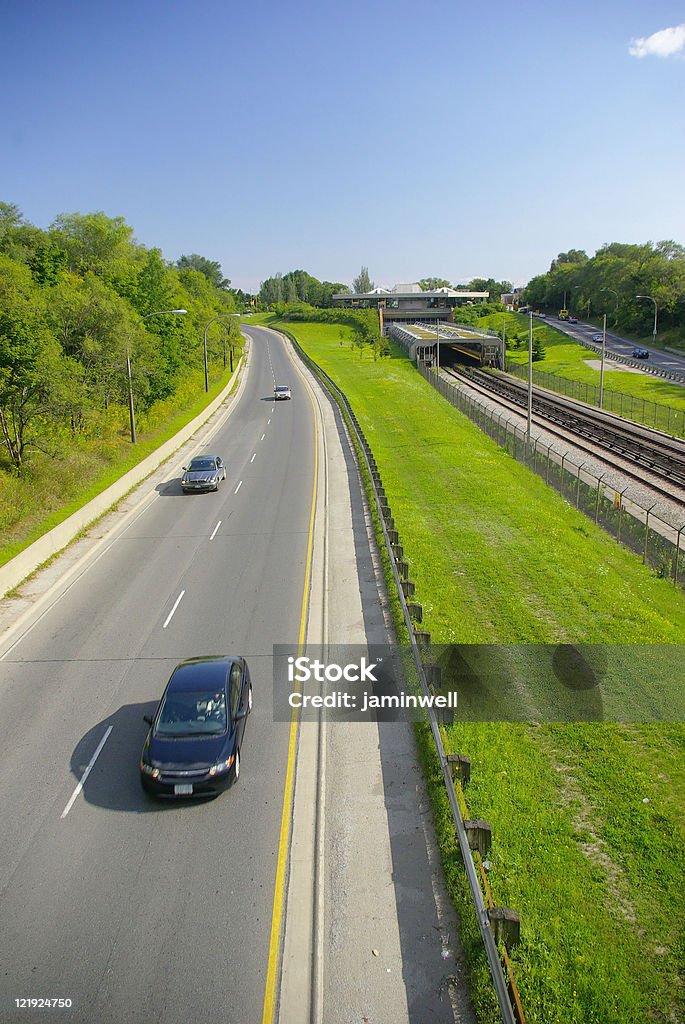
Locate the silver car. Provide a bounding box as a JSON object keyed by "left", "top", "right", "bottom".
{"left": 181, "top": 455, "right": 227, "bottom": 493}
{"left": 274, "top": 385, "right": 291, "bottom": 400}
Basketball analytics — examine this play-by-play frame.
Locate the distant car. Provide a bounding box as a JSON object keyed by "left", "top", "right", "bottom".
{"left": 568, "top": 315, "right": 578, "bottom": 324}
{"left": 591, "top": 333, "right": 604, "bottom": 343}
{"left": 274, "top": 385, "right": 292, "bottom": 400}
{"left": 536, "top": 312, "right": 547, "bottom": 318}
{"left": 632, "top": 347, "right": 649, "bottom": 359}
{"left": 140, "top": 656, "right": 252, "bottom": 798}
{"left": 181, "top": 455, "right": 226, "bottom": 493}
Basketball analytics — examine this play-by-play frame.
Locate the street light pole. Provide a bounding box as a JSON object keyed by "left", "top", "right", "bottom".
{"left": 527, "top": 312, "right": 533, "bottom": 451}
{"left": 636, "top": 294, "right": 658, "bottom": 348}
{"left": 599, "top": 313, "right": 606, "bottom": 410}
{"left": 127, "top": 309, "right": 187, "bottom": 443}
{"left": 204, "top": 314, "right": 241, "bottom": 389}
{"left": 601, "top": 287, "right": 619, "bottom": 327}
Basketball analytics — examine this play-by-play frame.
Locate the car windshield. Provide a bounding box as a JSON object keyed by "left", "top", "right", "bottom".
{"left": 188, "top": 458, "right": 216, "bottom": 471}
{"left": 275, "top": 386, "right": 289, "bottom": 392}
{"left": 155, "top": 691, "right": 227, "bottom": 736}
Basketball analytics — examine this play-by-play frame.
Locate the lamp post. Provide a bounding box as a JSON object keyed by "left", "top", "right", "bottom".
{"left": 203, "top": 314, "right": 240, "bottom": 391}
{"left": 127, "top": 309, "right": 187, "bottom": 443}
{"left": 527, "top": 312, "right": 533, "bottom": 451}
{"left": 601, "top": 287, "right": 619, "bottom": 327}
{"left": 636, "top": 294, "right": 658, "bottom": 348}
{"left": 599, "top": 313, "right": 607, "bottom": 410}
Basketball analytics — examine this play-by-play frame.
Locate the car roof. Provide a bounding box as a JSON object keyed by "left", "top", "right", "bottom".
{"left": 275, "top": 385, "right": 289, "bottom": 389}
{"left": 167, "top": 656, "right": 240, "bottom": 693}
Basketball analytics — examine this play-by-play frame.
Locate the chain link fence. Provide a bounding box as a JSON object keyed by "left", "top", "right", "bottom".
{"left": 505, "top": 361, "right": 685, "bottom": 438}
{"left": 420, "top": 363, "right": 685, "bottom": 588}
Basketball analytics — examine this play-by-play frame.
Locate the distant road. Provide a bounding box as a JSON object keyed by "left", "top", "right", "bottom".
{"left": 539, "top": 315, "right": 685, "bottom": 378}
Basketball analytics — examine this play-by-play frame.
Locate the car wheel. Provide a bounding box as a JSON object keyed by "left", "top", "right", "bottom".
{"left": 233, "top": 747, "right": 240, "bottom": 784}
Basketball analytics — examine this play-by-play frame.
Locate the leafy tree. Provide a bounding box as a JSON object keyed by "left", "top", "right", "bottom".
{"left": 50, "top": 211, "right": 136, "bottom": 277}
{"left": 467, "top": 278, "right": 513, "bottom": 298}
{"left": 418, "top": 278, "right": 451, "bottom": 290}
{"left": 550, "top": 250, "right": 588, "bottom": 271}
{"left": 175, "top": 254, "right": 230, "bottom": 290}
{"left": 352, "top": 266, "right": 374, "bottom": 293}
{"left": 0, "top": 257, "right": 80, "bottom": 469}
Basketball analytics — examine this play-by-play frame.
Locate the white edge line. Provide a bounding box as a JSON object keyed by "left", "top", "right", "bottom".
{"left": 163, "top": 589, "right": 185, "bottom": 629}
{"left": 61, "top": 726, "right": 113, "bottom": 819}
{"left": 210, "top": 520, "right": 221, "bottom": 540}
{"left": 234, "top": 480, "right": 243, "bottom": 494}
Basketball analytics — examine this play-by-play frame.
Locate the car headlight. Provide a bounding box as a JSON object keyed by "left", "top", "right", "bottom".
{"left": 140, "top": 760, "right": 161, "bottom": 779}
{"left": 208, "top": 755, "right": 234, "bottom": 777}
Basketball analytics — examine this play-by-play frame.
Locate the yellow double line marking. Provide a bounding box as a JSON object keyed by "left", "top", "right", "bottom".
{"left": 261, "top": 382, "right": 319, "bottom": 1024}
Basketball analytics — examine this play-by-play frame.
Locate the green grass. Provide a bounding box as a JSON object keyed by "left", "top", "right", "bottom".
{"left": 479, "top": 312, "right": 685, "bottom": 432}
{"left": 0, "top": 363, "right": 240, "bottom": 568}
{"left": 283, "top": 319, "right": 685, "bottom": 1024}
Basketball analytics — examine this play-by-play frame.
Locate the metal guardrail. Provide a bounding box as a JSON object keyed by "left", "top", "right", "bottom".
{"left": 281, "top": 326, "right": 522, "bottom": 1024}
{"left": 544, "top": 323, "right": 685, "bottom": 383}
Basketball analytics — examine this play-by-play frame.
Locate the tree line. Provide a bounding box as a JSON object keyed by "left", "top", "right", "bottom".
{"left": 524, "top": 242, "right": 685, "bottom": 342}
{"left": 0, "top": 203, "right": 241, "bottom": 471}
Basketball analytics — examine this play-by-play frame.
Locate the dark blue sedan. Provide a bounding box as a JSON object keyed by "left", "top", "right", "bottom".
{"left": 140, "top": 656, "right": 252, "bottom": 798}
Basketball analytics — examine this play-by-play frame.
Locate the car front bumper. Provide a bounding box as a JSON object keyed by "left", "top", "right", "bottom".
{"left": 141, "top": 768, "right": 234, "bottom": 798}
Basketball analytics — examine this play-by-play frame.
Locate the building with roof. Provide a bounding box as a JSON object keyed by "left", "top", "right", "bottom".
{"left": 332, "top": 283, "right": 489, "bottom": 333}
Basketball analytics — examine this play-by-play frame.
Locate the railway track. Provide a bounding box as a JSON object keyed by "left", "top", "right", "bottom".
{"left": 445, "top": 367, "right": 685, "bottom": 491}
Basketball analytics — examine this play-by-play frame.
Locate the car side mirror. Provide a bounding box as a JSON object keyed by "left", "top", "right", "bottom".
{"left": 143, "top": 715, "right": 153, "bottom": 726}
{"left": 235, "top": 708, "right": 248, "bottom": 721}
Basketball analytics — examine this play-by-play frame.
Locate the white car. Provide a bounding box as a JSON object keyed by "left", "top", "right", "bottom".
{"left": 274, "top": 385, "right": 292, "bottom": 400}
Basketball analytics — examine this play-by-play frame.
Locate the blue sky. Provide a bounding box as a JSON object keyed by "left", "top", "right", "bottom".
{"left": 3, "top": 0, "right": 684, "bottom": 292}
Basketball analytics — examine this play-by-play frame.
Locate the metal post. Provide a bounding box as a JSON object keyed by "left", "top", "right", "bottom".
{"left": 527, "top": 312, "right": 533, "bottom": 453}
{"left": 436, "top": 319, "right": 440, "bottom": 373}
{"left": 675, "top": 525, "right": 685, "bottom": 586}
{"left": 576, "top": 462, "right": 586, "bottom": 508}
{"left": 636, "top": 294, "right": 658, "bottom": 349}
{"left": 125, "top": 309, "right": 187, "bottom": 443}
{"left": 644, "top": 503, "right": 657, "bottom": 564}
{"left": 202, "top": 323, "right": 210, "bottom": 392}
{"left": 126, "top": 348, "right": 137, "bottom": 445}
{"left": 599, "top": 314, "right": 606, "bottom": 409}
{"left": 595, "top": 472, "right": 607, "bottom": 522}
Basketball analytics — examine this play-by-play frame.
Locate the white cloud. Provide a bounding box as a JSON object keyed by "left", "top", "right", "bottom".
{"left": 629, "top": 23, "right": 685, "bottom": 58}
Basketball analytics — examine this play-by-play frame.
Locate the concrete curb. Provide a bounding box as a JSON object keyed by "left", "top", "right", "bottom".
{"left": 0, "top": 345, "right": 248, "bottom": 600}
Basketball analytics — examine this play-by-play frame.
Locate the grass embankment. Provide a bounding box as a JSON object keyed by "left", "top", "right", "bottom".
{"left": 481, "top": 311, "right": 685, "bottom": 433}
{"left": 0, "top": 364, "right": 240, "bottom": 568}
{"left": 284, "top": 319, "right": 685, "bottom": 1024}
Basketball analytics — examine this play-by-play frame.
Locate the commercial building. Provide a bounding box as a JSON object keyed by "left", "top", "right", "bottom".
{"left": 332, "top": 283, "right": 489, "bottom": 333}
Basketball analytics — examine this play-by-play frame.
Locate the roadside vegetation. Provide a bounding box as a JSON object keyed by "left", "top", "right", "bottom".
{"left": 0, "top": 202, "right": 243, "bottom": 565}
{"left": 281, "top": 317, "right": 685, "bottom": 1024}
{"left": 523, "top": 243, "right": 685, "bottom": 349}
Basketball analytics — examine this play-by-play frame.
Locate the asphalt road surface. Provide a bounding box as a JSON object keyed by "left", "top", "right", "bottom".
{"left": 0, "top": 326, "right": 314, "bottom": 1024}
{"left": 539, "top": 314, "right": 685, "bottom": 378}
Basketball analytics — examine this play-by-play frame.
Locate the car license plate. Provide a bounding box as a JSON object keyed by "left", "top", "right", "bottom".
{"left": 174, "top": 784, "right": 193, "bottom": 795}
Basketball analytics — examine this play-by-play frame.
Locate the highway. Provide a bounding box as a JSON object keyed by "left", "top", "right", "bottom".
{"left": 539, "top": 314, "right": 685, "bottom": 378}
{"left": 0, "top": 326, "right": 315, "bottom": 1024}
